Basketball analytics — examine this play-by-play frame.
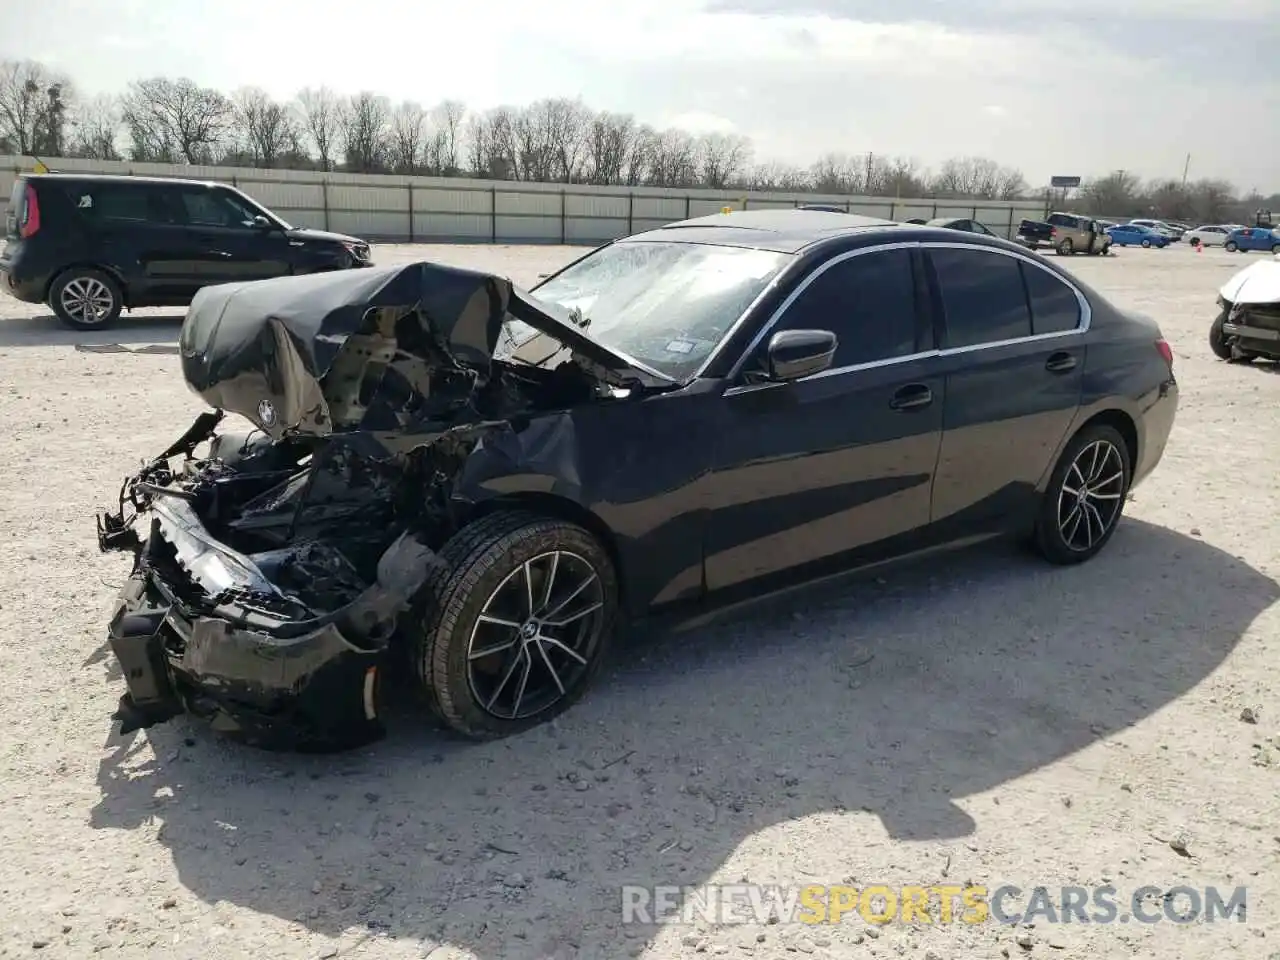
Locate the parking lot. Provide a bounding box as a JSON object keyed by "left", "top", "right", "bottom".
{"left": 0, "top": 240, "right": 1277, "bottom": 959}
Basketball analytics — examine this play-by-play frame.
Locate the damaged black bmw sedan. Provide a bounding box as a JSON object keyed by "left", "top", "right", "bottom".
{"left": 97, "top": 210, "right": 1178, "bottom": 750}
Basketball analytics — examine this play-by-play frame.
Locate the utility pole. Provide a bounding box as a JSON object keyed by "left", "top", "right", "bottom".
{"left": 1181, "top": 153, "right": 1190, "bottom": 187}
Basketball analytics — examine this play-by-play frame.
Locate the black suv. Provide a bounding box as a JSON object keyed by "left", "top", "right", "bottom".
{"left": 1, "top": 173, "right": 373, "bottom": 329}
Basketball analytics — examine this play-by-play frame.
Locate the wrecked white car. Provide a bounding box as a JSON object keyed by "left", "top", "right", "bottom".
{"left": 1212, "top": 252, "right": 1280, "bottom": 363}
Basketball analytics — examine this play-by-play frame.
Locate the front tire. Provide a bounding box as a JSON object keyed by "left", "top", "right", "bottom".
{"left": 1209, "top": 310, "right": 1234, "bottom": 360}
{"left": 1141, "top": 239, "right": 1152, "bottom": 248}
{"left": 411, "top": 510, "right": 619, "bottom": 740}
{"left": 1225, "top": 240, "right": 1239, "bottom": 252}
{"left": 1056, "top": 238, "right": 1074, "bottom": 256}
{"left": 49, "top": 268, "right": 123, "bottom": 330}
{"left": 1033, "top": 425, "right": 1131, "bottom": 565}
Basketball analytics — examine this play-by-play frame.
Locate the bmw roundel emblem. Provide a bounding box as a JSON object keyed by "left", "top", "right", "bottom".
{"left": 258, "top": 399, "right": 277, "bottom": 427}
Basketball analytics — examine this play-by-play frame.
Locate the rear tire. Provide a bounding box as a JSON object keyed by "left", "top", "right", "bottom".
{"left": 1033, "top": 424, "right": 1131, "bottom": 565}
{"left": 48, "top": 268, "right": 123, "bottom": 330}
{"left": 410, "top": 510, "right": 619, "bottom": 740}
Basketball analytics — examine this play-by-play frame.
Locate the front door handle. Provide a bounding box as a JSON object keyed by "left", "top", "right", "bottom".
{"left": 1045, "top": 351, "right": 1077, "bottom": 373}
{"left": 889, "top": 383, "right": 933, "bottom": 411}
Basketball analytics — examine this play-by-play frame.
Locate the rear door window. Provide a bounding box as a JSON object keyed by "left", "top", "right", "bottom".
{"left": 1020, "top": 263, "right": 1082, "bottom": 335}
{"left": 69, "top": 183, "right": 170, "bottom": 224}
{"left": 929, "top": 247, "right": 1033, "bottom": 348}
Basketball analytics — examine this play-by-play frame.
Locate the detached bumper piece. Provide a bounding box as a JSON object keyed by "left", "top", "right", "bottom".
{"left": 107, "top": 567, "right": 385, "bottom": 751}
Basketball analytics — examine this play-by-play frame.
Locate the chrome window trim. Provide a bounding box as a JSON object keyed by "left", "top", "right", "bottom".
{"left": 722, "top": 239, "right": 1091, "bottom": 389}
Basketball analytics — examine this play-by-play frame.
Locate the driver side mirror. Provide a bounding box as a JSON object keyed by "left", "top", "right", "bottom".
{"left": 251, "top": 215, "right": 275, "bottom": 230}
{"left": 765, "top": 329, "right": 838, "bottom": 381}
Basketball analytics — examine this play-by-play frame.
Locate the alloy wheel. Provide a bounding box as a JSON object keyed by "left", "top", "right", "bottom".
{"left": 1056, "top": 440, "right": 1126, "bottom": 553}
{"left": 466, "top": 550, "right": 605, "bottom": 720}
{"left": 59, "top": 277, "right": 115, "bottom": 325}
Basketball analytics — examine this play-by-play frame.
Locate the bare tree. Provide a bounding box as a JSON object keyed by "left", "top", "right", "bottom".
{"left": 121, "top": 77, "right": 231, "bottom": 163}
{"left": 1079, "top": 170, "right": 1144, "bottom": 217}
{"left": 747, "top": 162, "right": 810, "bottom": 192}
{"left": 698, "top": 133, "right": 752, "bottom": 189}
{"left": 230, "top": 87, "right": 297, "bottom": 167}
{"left": 429, "top": 100, "right": 466, "bottom": 175}
{"left": 624, "top": 125, "right": 656, "bottom": 186}
{"left": 296, "top": 86, "right": 342, "bottom": 171}
{"left": 68, "top": 93, "right": 121, "bottom": 159}
{"left": 584, "top": 112, "right": 638, "bottom": 185}
{"left": 649, "top": 129, "right": 698, "bottom": 187}
{"left": 389, "top": 101, "right": 426, "bottom": 173}
{"left": 0, "top": 60, "right": 71, "bottom": 156}
{"left": 340, "top": 92, "right": 391, "bottom": 173}
{"left": 809, "top": 153, "right": 863, "bottom": 194}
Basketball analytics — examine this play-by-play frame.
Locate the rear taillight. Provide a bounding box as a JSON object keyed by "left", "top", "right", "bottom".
{"left": 18, "top": 184, "right": 39, "bottom": 238}
{"left": 1050, "top": 228, "right": 1058, "bottom": 236}
{"left": 1155, "top": 338, "right": 1173, "bottom": 368}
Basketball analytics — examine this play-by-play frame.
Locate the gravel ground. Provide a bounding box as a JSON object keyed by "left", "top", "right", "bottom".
{"left": 0, "top": 241, "right": 1277, "bottom": 960}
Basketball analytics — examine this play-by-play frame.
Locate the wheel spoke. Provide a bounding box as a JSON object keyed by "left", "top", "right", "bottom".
{"left": 510, "top": 650, "right": 533, "bottom": 718}
{"left": 469, "top": 637, "right": 518, "bottom": 660}
{"left": 543, "top": 600, "right": 603, "bottom": 628}
{"left": 534, "top": 638, "right": 566, "bottom": 695}
{"left": 1080, "top": 503, "right": 1095, "bottom": 548}
{"left": 1062, "top": 505, "right": 1083, "bottom": 546}
{"left": 522, "top": 560, "right": 536, "bottom": 617}
{"left": 540, "top": 551, "right": 560, "bottom": 611}
{"left": 1087, "top": 443, "right": 1103, "bottom": 483}
{"left": 485, "top": 646, "right": 526, "bottom": 712}
{"left": 539, "top": 634, "right": 588, "bottom": 666}
{"left": 1068, "top": 462, "right": 1087, "bottom": 489}
{"left": 1092, "top": 470, "right": 1123, "bottom": 490}
{"left": 477, "top": 613, "right": 522, "bottom": 629}
{"left": 1061, "top": 485, "right": 1080, "bottom": 498}
{"left": 1087, "top": 491, "right": 1123, "bottom": 501}
{"left": 542, "top": 572, "right": 598, "bottom": 621}
{"left": 1084, "top": 499, "right": 1110, "bottom": 536}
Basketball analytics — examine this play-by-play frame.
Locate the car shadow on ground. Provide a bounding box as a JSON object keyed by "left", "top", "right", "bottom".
{"left": 0, "top": 313, "right": 184, "bottom": 349}
{"left": 88, "top": 518, "right": 1277, "bottom": 958}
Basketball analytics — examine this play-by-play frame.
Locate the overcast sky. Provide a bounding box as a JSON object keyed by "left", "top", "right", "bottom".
{"left": 6, "top": 0, "right": 1278, "bottom": 192}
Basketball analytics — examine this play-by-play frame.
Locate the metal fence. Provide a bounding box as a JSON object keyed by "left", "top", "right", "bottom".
{"left": 1, "top": 154, "right": 1048, "bottom": 244}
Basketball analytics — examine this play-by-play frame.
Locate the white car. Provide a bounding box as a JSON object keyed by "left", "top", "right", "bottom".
{"left": 1186, "top": 224, "right": 1241, "bottom": 247}
{"left": 1211, "top": 250, "right": 1280, "bottom": 362}
{"left": 1129, "top": 219, "right": 1182, "bottom": 241}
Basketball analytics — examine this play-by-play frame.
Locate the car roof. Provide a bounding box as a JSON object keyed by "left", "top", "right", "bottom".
{"left": 23, "top": 172, "right": 225, "bottom": 189}
{"left": 621, "top": 209, "right": 904, "bottom": 253}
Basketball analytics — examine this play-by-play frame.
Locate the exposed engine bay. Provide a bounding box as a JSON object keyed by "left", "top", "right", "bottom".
{"left": 98, "top": 261, "right": 657, "bottom": 639}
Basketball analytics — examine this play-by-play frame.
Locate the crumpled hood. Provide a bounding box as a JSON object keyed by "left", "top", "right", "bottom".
{"left": 1219, "top": 257, "right": 1280, "bottom": 306}
{"left": 178, "top": 261, "right": 656, "bottom": 440}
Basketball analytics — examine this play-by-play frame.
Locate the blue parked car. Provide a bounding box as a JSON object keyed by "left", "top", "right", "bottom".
{"left": 1105, "top": 223, "right": 1169, "bottom": 248}
{"left": 1224, "top": 226, "right": 1280, "bottom": 254}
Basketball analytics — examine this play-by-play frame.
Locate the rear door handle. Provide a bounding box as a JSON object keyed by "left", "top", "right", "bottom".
{"left": 889, "top": 383, "right": 933, "bottom": 411}
{"left": 1045, "top": 351, "right": 1077, "bottom": 373}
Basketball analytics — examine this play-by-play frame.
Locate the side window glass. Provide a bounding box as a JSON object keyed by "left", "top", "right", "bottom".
{"left": 1021, "top": 263, "right": 1081, "bottom": 335}
{"left": 763, "top": 248, "right": 920, "bottom": 371}
{"left": 1047, "top": 214, "right": 1066, "bottom": 227}
{"left": 178, "top": 189, "right": 253, "bottom": 227}
{"left": 81, "top": 185, "right": 158, "bottom": 222}
{"left": 930, "top": 247, "right": 1032, "bottom": 348}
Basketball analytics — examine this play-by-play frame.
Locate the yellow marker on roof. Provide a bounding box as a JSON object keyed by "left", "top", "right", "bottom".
{"left": 33, "top": 160, "right": 49, "bottom": 174}
{"left": 722, "top": 206, "right": 732, "bottom": 214}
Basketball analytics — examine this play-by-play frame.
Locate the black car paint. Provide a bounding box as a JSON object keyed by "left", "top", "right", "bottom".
{"left": 1, "top": 174, "right": 370, "bottom": 309}
{"left": 98, "top": 213, "right": 1178, "bottom": 748}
